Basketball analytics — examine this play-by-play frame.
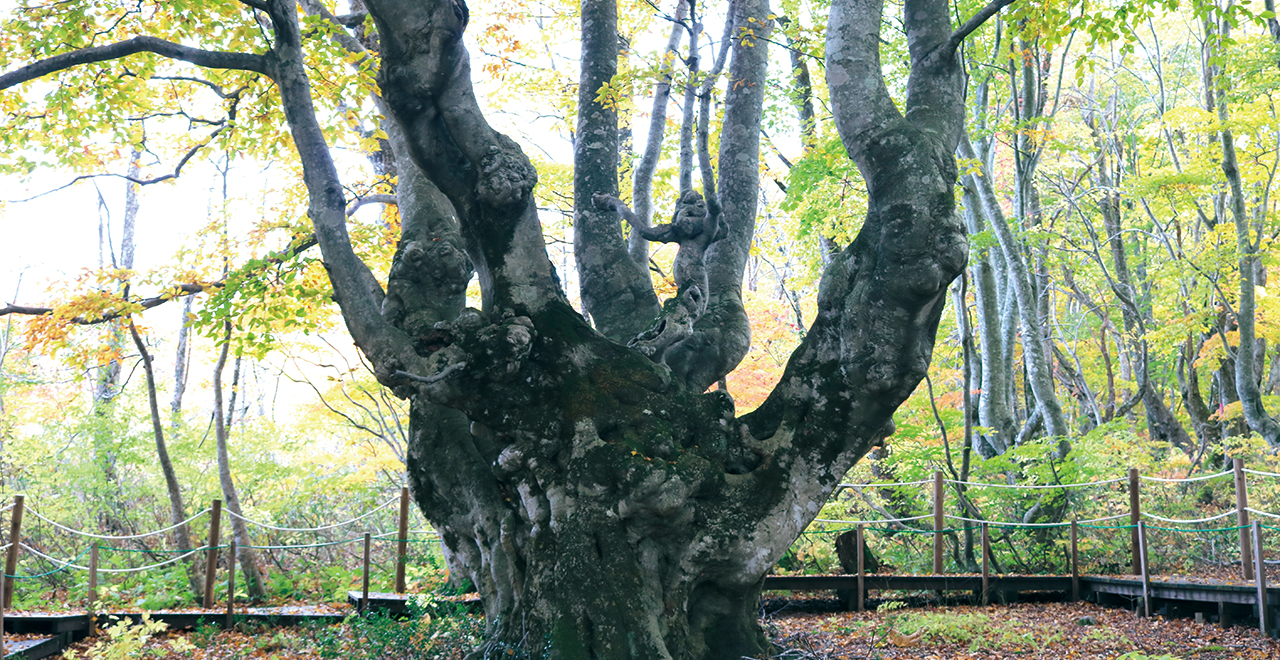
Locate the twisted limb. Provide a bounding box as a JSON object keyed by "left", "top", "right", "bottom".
{"left": 592, "top": 191, "right": 726, "bottom": 363}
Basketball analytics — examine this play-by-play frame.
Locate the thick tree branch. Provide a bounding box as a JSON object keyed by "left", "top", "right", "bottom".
{"left": 0, "top": 36, "right": 268, "bottom": 90}
{"left": 948, "top": 0, "right": 1018, "bottom": 53}
{"left": 574, "top": 0, "right": 661, "bottom": 341}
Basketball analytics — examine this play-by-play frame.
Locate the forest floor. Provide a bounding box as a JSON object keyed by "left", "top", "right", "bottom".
{"left": 36, "top": 599, "right": 1278, "bottom": 659}
{"left": 763, "top": 600, "right": 1280, "bottom": 659}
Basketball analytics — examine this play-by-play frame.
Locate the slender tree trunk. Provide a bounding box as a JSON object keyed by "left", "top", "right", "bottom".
{"left": 960, "top": 134, "right": 1068, "bottom": 449}
{"left": 213, "top": 321, "right": 266, "bottom": 599}
{"left": 170, "top": 295, "right": 194, "bottom": 427}
{"left": 129, "top": 321, "right": 203, "bottom": 599}
{"left": 960, "top": 178, "right": 1015, "bottom": 456}
{"left": 1207, "top": 12, "right": 1280, "bottom": 446}
{"left": 628, "top": 0, "right": 688, "bottom": 265}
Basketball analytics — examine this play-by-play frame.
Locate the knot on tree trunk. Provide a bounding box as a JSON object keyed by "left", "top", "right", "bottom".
{"left": 478, "top": 144, "right": 537, "bottom": 207}
{"left": 628, "top": 286, "right": 703, "bottom": 362}
{"left": 381, "top": 236, "right": 472, "bottom": 336}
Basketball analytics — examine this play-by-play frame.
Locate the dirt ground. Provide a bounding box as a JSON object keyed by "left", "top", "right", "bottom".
{"left": 33, "top": 599, "right": 1280, "bottom": 659}
{"left": 762, "top": 600, "right": 1280, "bottom": 659}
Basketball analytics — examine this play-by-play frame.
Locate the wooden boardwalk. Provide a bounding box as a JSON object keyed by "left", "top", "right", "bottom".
{"left": 2, "top": 574, "right": 1277, "bottom": 657}
{"left": 1, "top": 607, "right": 348, "bottom": 659}
{"left": 764, "top": 573, "right": 1280, "bottom": 636}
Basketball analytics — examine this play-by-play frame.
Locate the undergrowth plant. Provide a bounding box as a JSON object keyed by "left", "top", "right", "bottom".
{"left": 63, "top": 614, "right": 194, "bottom": 660}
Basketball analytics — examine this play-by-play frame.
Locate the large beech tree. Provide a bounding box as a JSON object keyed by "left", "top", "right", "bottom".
{"left": 0, "top": 0, "right": 1007, "bottom": 654}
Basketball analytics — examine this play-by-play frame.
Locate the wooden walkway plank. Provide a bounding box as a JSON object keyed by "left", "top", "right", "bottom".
{"left": 2, "top": 635, "right": 65, "bottom": 660}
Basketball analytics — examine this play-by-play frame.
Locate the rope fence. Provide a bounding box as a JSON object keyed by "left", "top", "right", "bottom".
{"left": 0, "top": 487, "right": 440, "bottom": 615}
{"left": 1, "top": 461, "right": 1278, "bottom": 616}
{"left": 226, "top": 495, "right": 399, "bottom": 532}
{"left": 785, "top": 458, "right": 1279, "bottom": 584}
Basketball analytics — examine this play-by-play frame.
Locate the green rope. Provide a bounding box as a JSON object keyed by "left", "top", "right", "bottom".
{"left": 884, "top": 527, "right": 974, "bottom": 534}
{"left": 243, "top": 538, "right": 362, "bottom": 550}
{"left": 99, "top": 546, "right": 205, "bottom": 554}
{"left": 799, "top": 527, "right": 857, "bottom": 536}
{"left": 1144, "top": 524, "right": 1247, "bottom": 533}
{"left": 1077, "top": 524, "right": 1136, "bottom": 530}
{"left": 4, "top": 546, "right": 91, "bottom": 580}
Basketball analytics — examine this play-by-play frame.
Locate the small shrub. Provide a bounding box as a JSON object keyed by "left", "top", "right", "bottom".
{"left": 64, "top": 614, "right": 194, "bottom": 660}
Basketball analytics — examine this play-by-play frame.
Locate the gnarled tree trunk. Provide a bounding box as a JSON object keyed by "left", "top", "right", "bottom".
{"left": 0, "top": 0, "right": 983, "bottom": 654}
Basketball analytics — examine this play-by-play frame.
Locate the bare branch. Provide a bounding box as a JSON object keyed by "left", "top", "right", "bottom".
{"left": 0, "top": 283, "right": 210, "bottom": 324}
{"left": 151, "top": 75, "right": 250, "bottom": 99}
{"left": 6, "top": 123, "right": 229, "bottom": 202}
{"left": 0, "top": 36, "right": 268, "bottom": 90}
{"left": 393, "top": 363, "right": 467, "bottom": 385}
{"left": 346, "top": 193, "right": 398, "bottom": 216}
{"left": 0, "top": 234, "right": 318, "bottom": 324}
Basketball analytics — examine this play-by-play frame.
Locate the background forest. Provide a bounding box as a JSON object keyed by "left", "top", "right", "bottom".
{"left": 2, "top": 0, "right": 1280, "bottom": 612}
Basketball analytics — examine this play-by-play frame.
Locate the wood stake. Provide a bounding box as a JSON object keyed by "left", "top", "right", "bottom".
{"left": 1235, "top": 458, "right": 1253, "bottom": 580}
{"left": 1138, "top": 521, "right": 1151, "bottom": 617}
{"left": 362, "top": 533, "right": 372, "bottom": 615}
{"left": 204, "top": 500, "right": 222, "bottom": 609}
{"left": 1253, "top": 521, "right": 1269, "bottom": 638}
{"left": 981, "top": 522, "right": 990, "bottom": 606}
{"left": 395, "top": 486, "right": 409, "bottom": 593}
{"left": 3, "top": 495, "right": 24, "bottom": 609}
{"left": 226, "top": 539, "right": 236, "bottom": 630}
{"left": 1070, "top": 520, "right": 1080, "bottom": 602}
{"left": 88, "top": 544, "right": 99, "bottom": 636}
{"left": 1129, "top": 468, "right": 1141, "bottom": 576}
{"left": 855, "top": 524, "right": 865, "bottom": 613}
{"left": 933, "top": 470, "right": 944, "bottom": 574}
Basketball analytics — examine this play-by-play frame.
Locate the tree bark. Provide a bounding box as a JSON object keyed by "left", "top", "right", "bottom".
{"left": 662, "top": 0, "right": 762, "bottom": 393}
{"left": 960, "top": 161, "right": 1015, "bottom": 456}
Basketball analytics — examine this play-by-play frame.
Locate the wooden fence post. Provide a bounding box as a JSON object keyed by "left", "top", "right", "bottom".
{"left": 1235, "top": 458, "right": 1254, "bottom": 580}
{"left": 3, "top": 495, "right": 25, "bottom": 609}
{"left": 225, "top": 539, "right": 236, "bottom": 630}
{"left": 855, "top": 524, "right": 865, "bottom": 613}
{"left": 1070, "top": 520, "right": 1080, "bottom": 603}
{"left": 88, "top": 544, "right": 99, "bottom": 636}
{"left": 362, "top": 533, "right": 372, "bottom": 614}
{"left": 1138, "top": 521, "right": 1151, "bottom": 618}
{"left": 981, "top": 522, "right": 990, "bottom": 606}
{"left": 203, "top": 500, "right": 222, "bottom": 609}
{"left": 395, "top": 486, "right": 409, "bottom": 594}
{"left": 1253, "top": 521, "right": 1269, "bottom": 638}
{"left": 933, "top": 470, "right": 944, "bottom": 574}
{"left": 1129, "top": 468, "right": 1141, "bottom": 576}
